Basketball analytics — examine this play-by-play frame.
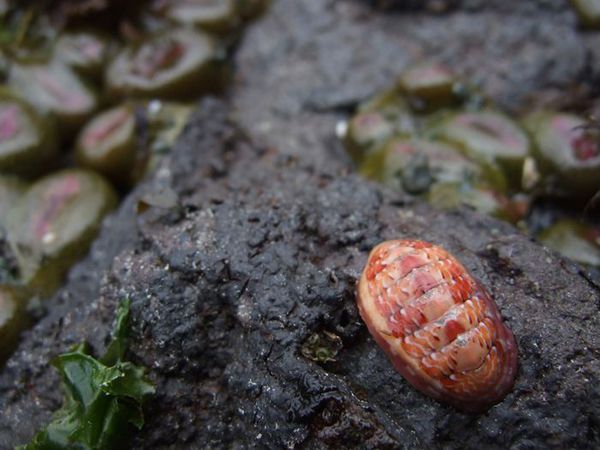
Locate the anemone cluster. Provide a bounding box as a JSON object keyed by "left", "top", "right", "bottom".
{"left": 340, "top": 61, "right": 600, "bottom": 268}
{"left": 0, "top": 0, "right": 267, "bottom": 364}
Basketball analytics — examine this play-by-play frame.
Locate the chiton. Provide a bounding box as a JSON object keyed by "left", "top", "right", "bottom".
{"left": 357, "top": 239, "right": 518, "bottom": 413}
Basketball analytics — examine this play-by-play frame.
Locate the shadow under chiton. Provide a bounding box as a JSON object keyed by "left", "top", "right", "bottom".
{"left": 357, "top": 239, "right": 518, "bottom": 413}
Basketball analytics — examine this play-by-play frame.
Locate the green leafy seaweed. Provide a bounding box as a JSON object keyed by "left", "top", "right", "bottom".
{"left": 19, "top": 298, "right": 155, "bottom": 450}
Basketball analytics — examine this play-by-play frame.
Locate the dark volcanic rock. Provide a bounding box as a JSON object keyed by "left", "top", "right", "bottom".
{"left": 1, "top": 0, "right": 600, "bottom": 449}
{"left": 1, "top": 99, "right": 599, "bottom": 449}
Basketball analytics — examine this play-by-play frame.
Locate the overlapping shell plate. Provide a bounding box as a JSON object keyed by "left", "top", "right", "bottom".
{"left": 357, "top": 239, "right": 518, "bottom": 412}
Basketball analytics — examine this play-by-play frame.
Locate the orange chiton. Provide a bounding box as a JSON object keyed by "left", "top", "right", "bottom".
{"left": 357, "top": 239, "right": 518, "bottom": 413}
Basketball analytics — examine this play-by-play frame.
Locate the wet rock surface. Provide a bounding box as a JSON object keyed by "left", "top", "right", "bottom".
{"left": 1, "top": 0, "right": 600, "bottom": 448}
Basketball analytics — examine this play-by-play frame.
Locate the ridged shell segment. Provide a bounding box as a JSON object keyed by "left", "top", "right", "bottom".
{"left": 357, "top": 240, "right": 518, "bottom": 412}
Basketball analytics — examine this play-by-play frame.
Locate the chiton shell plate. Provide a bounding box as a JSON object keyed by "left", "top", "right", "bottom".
{"left": 357, "top": 239, "right": 518, "bottom": 412}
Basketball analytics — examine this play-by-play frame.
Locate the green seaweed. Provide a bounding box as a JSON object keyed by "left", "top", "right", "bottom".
{"left": 19, "top": 299, "right": 155, "bottom": 450}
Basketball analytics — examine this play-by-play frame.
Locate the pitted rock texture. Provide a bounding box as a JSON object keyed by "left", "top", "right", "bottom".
{"left": 1, "top": 99, "right": 598, "bottom": 449}
{"left": 1, "top": 0, "right": 600, "bottom": 449}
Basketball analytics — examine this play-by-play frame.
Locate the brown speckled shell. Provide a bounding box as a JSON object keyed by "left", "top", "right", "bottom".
{"left": 357, "top": 239, "right": 518, "bottom": 413}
